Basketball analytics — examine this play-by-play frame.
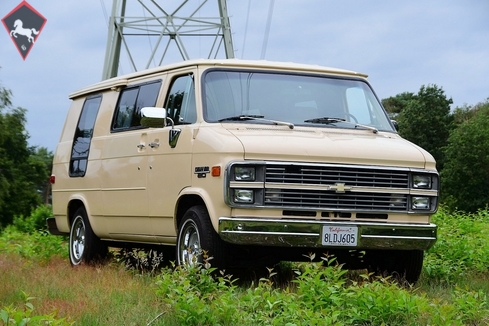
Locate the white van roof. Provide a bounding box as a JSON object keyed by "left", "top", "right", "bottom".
{"left": 69, "top": 59, "right": 368, "bottom": 99}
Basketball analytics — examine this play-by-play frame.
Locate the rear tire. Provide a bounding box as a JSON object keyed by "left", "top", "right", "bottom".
{"left": 365, "top": 249, "right": 424, "bottom": 285}
{"left": 176, "top": 206, "right": 226, "bottom": 269}
{"left": 69, "top": 207, "right": 108, "bottom": 266}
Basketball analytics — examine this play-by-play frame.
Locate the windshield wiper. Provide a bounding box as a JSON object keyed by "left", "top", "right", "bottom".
{"left": 218, "top": 114, "right": 265, "bottom": 121}
{"left": 304, "top": 117, "right": 345, "bottom": 124}
{"left": 219, "top": 115, "right": 294, "bottom": 129}
{"left": 304, "top": 117, "right": 378, "bottom": 133}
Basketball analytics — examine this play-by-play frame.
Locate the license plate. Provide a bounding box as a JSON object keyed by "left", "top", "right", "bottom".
{"left": 322, "top": 225, "right": 358, "bottom": 246}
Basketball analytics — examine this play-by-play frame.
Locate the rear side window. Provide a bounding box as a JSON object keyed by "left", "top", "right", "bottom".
{"left": 112, "top": 81, "right": 161, "bottom": 130}
{"left": 70, "top": 95, "right": 102, "bottom": 177}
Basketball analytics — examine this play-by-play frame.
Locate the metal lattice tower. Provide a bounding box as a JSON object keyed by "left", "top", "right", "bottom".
{"left": 102, "top": 0, "right": 235, "bottom": 80}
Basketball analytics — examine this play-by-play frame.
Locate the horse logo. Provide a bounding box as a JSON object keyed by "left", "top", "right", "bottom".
{"left": 2, "top": 1, "right": 47, "bottom": 60}
{"left": 10, "top": 19, "right": 39, "bottom": 43}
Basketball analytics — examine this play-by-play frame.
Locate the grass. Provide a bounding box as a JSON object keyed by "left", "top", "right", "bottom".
{"left": 1, "top": 207, "right": 489, "bottom": 325}
{"left": 0, "top": 254, "right": 163, "bottom": 325}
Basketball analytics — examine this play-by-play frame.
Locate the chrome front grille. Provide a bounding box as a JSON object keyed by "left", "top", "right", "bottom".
{"left": 264, "top": 164, "right": 410, "bottom": 211}
{"left": 265, "top": 165, "right": 409, "bottom": 188}
{"left": 265, "top": 189, "right": 407, "bottom": 210}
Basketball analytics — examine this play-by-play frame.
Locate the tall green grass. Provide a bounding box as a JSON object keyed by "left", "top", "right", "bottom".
{"left": 1, "top": 206, "right": 489, "bottom": 325}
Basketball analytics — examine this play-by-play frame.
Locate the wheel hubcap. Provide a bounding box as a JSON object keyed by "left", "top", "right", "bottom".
{"left": 70, "top": 217, "right": 86, "bottom": 264}
{"left": 179, "top": 221, "right": 201, "bottom": 266}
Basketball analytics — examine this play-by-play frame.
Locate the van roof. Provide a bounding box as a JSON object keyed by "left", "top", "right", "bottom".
{"left": 69, "top": 59, "right": 368, "bottom": 99}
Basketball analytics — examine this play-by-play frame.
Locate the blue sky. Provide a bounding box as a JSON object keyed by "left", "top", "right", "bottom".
{"left": 1, "top": 0, "right": 488, "bottom": 151}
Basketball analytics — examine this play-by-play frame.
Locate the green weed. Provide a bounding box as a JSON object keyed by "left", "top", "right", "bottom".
{"left": 0, "top": 293, "right": 72, "bottom": 326}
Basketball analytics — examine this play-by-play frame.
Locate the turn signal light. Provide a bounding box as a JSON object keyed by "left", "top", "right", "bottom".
{"left": 211, "top": 166, "right": 221, "bottom": 177}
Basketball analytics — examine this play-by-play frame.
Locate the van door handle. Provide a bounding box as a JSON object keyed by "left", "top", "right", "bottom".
{"left": 137, "top": 144, "right": 145, "bottom": 149}
{"left": 149, "top": 142, "right": 160, "bottom": 148}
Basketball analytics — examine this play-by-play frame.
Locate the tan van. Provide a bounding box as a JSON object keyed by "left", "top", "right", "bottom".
{"left": 48, "top": 59, "right": 438, "bottom": 283}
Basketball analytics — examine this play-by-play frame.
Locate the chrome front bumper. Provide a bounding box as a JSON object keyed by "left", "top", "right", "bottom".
{"left": 218, "top": 217, "right": 437, "bottom": 250}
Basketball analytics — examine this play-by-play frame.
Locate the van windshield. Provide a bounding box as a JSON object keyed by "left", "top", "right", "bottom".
{"left": 203, "top": 70, "right": 395, "bottom": 132}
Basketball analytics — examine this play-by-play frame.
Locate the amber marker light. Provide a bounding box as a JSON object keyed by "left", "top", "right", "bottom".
{"left": 211, "top": 166, "right": 221, "bottom": 177}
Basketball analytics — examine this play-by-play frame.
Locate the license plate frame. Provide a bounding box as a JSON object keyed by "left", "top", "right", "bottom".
{"left": 321, "top": 225, "right": 358, "bottom": 246}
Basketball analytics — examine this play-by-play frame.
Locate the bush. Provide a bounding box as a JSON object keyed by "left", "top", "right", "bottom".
{"left": 423, "top": 208, "right": 489, "bottom": 282}
{"left": 12, "top": 205, "right": 52, "bottom": 233}
{"left": 152, "top": 253, "right": 489, "bottom": 325}
{"left": 0, "top": 227, "right": 67, "bottom": 261}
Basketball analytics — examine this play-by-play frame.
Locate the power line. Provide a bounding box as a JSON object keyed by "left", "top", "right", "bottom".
{"left": 260, "top": 0, "right": 274, "bottom": 60}
{"left": 241, "top": 0, "right": 251, "bottom": 59}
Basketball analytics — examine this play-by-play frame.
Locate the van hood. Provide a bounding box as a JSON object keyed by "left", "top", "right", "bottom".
{"left": 225, "top": 125, "right": 435, "bottom": 170}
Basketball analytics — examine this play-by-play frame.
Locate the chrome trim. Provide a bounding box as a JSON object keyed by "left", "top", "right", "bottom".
{"left": 218, "top": 217, "right": 437, "bottom": 250}
{"left": 224, "top": 161, "right": 439, "bottom": 213}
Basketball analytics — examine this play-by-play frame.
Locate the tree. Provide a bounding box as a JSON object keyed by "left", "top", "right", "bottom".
{"left": 395, "top": 85, "right": 453, "bottom": 171}
{"left": 29, "top": 146, "right": 54, "bottom": 204}
{"left": 0, "top": 79, "right": 52, "bottom": 228}
{"left": 381, "top": 92, "right": 416, "bottom": 120}
{"left": 441, "top": 99, "right": 489, "bottom": 212}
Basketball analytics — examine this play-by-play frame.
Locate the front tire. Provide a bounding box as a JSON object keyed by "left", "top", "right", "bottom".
{"left": 69, "top": 207, "right": 108, "bottom": 266}
{"left": 176, "top": 206, "right": 226, "bottom": 269}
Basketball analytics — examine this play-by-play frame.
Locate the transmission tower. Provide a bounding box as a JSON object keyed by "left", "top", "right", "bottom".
{"left": 102, "top": 0, "right": 235, "bottom": 80}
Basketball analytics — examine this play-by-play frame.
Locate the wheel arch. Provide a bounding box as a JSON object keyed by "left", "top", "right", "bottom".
{"left": 175, "top": 187, "right": 230, "bottom": 233}
{"left": 67, "top": 198, "right": 86, "bottom": 226}
{"left": 175, "top": 194, "right": 205, "bottom": 231}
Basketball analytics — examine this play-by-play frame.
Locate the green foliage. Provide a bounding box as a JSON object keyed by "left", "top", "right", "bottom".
{"left": 396, "top": 84, "right": 453, "bottom": 171}
{"left": 441, "top": 99, "right": 489, "bottom": 212}
{"left": 423, "top": 208, "right": 489, "bottom": 282}
{"left": 12, "top": 205, "right": 52, "bottom": 234}
{"left": 0, "top": 205, "right": 66, "bottom": 261}
{"left": 2, "top": 207, "right": 489, "bottom": 325}
{"left": 1, "top": 293, "right": 73, "bottom": 326}
{"left": 0, "top": 80, "right": 53, "bottom": 229}
{"left": 0, "top": 227, "right": 67, "bottom": 261}
{"left": 152, "top": 251, "right": 489, "bottom": 325}
{"left": 155, "top": 262, "right": 237, "bottom": 325}
{"left": 381, "top": 91, "right": 416, "bottom": 120}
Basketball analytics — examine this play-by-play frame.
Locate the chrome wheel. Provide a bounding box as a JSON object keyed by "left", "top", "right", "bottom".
{"left": 177, "top": 218, "right": 202, "bottom": 266}
{"left": 69, "top": 215, "right": 86, "bottom": 265}
{"left": 176, "top": 206, "right": 227, "bottom": 269}
{"left": 68, "top": 207, "right": 108, "bottom": 266}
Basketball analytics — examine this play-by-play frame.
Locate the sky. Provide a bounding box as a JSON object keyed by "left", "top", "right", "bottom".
{"left": 0, "top": 0, "right": 488, "bottom": 152}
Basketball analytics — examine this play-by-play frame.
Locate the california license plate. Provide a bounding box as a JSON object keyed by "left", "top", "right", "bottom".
{"left": 322, "top": 225, "right": 358, "bottom": 246}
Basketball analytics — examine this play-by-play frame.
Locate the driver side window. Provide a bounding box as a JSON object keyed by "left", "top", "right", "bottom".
{"left": 165, "top": 74, "right": 196, "bottom": 125}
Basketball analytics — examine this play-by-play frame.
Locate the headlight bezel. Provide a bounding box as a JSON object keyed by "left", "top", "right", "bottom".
{"left": 226, "top": 162, "right": 266, "bottom": 207}
{"left": 409, "top": 170, "right": 439, "bottom": 213}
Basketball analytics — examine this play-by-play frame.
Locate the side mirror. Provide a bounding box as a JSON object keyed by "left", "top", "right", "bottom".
{"left": 140, "top": 107, "right": 181, "bottom": 148}
{"left": 391, "top": 119, "right": 399, "bottom": 131}
{"left": 141, "top": 107, "right": 167, "bottom": 128}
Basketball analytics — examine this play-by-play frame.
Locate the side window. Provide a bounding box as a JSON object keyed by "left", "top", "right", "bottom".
{"left": 70, "top": 95, "right": 102, "bottom": 177}
{"left": 112, "top": 81, "right": 162, "bottom": 130}
{"left": 165, "top": 75, "right": 196, "bottom": 125}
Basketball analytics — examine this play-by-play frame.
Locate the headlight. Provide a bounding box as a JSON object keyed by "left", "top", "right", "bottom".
{"left": 234, "top": 166, "right": 256, "bottom": 181}
{"left": 412, "top": 196, "right": 431, "bottom": 210}
{"left": 413, "top": 175, "right": 432, "bottom": 189}
{"left": 234, "top": 189, "right": 254, "bottom": 203}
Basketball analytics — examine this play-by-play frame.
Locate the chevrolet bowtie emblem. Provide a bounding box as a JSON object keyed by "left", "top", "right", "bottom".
{"left": 329, "top": 183, "right": 352, "bottom": 193}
